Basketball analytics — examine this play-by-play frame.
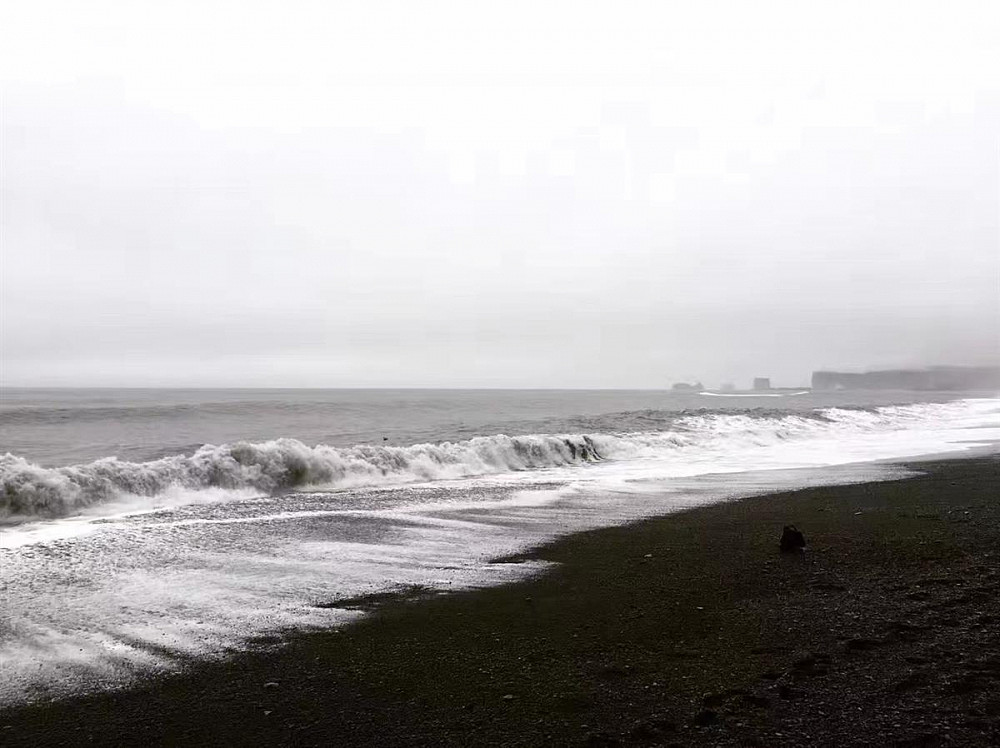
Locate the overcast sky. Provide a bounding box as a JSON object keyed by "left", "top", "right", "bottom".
{"left": 2, "top": 1, "right": 998, "bottom": 388}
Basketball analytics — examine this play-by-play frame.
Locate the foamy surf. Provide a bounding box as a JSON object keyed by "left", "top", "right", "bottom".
{"left": 3, "top": 399, "right": 996, "bottom": 523}
{"left": 0, "top": 397, "right": 997, "bottom": 705}
{"left": 0, "top": 434, "right": 607, "bottom": 521}
{"left": 700, "top": 390, "right": 810, "bottom": 397}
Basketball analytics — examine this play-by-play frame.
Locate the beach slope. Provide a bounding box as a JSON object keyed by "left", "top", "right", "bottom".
{"left": 3, "top": 456, "right": 998, "bottom": 747}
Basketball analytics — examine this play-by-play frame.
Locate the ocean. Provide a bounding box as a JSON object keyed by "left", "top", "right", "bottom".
{"left": 1, "top": 388, "right": 998, "bottom": 704}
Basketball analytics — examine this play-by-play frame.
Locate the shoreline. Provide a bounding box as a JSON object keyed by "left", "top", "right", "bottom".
{"left": 2, "top": 454, "right": 999, "bottom": 746}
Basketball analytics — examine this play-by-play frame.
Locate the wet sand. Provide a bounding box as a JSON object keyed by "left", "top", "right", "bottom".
{"left": 2, "top": 455, "right": 998, "bottom": 747}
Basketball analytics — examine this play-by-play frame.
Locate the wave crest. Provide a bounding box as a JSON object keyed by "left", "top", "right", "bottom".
{"left": 0, "top": 433, "right": 609, "bottom": 520}
{"left": 4, "top": 399, "right": 995, "bottom": 521}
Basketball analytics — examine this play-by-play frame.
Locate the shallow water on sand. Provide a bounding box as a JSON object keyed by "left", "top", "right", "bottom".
{"left": 1, "top": 390, "right": 998, "bottom": 704}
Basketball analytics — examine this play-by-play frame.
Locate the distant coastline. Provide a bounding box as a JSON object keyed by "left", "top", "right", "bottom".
{"left": 812, "top": 365, "right": 1000, "bottom": 392}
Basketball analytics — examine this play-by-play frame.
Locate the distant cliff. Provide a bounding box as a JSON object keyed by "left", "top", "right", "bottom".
{"left": 811, "top": 366, "right": 1000, "bottom": 391}
{"left": 671, "top": 381, "right": 704, "bottom": 391}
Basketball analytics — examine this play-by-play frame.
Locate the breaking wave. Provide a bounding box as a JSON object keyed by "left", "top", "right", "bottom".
{"left": 0, "top": 433, "right": 611, "bottom": 520}
{"left": 2, "top": 399, "right": 995, "bottom": 520}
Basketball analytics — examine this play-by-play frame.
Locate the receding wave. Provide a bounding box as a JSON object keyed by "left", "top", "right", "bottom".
{"left": 1, "top": 399, "right": 995, "bottom": 520}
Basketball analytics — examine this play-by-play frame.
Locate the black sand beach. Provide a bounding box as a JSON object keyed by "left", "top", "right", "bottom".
{"left": 3, "top": 455, "right": 998, "bottom": 747}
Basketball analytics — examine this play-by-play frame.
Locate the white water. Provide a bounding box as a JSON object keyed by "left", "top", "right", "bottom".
{"left": 700, "top": 390, "right": 810, "bottom": 398}
{"left": 0, "top": 397, "right": 997, "bottom": 704}
{"left": 3, "top": 399, "right": 994, "bottom": 523}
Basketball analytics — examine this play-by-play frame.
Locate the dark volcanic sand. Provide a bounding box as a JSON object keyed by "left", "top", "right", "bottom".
{"left": 3, "top": 456, "right": 999, "bottom": 747}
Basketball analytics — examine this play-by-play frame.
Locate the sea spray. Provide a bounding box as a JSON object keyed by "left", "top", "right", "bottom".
{"left": 0, "top": 433, "right": 608, "bottom": 519}
{"left": 4, "top": 399, "right": 995, "bottom": 521}
{"left": 0, "top": 397, "right": 997, "bottom": 705}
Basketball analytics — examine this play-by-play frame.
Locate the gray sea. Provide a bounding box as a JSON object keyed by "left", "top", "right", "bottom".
{"left": 1, "top": 388, "right": 998, "bottom": 704}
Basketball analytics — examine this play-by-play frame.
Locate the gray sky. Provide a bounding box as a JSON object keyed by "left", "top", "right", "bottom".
{"left": 2, "top": 0, "right": 998, "bottom": 388}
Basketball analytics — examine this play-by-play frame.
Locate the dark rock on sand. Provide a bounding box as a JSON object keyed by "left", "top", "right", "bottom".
{"left": 780, "top": 524, "right": 807, "bottom": 552}
{"left": 692, "top": 709, "right": 720, "bottom": 726}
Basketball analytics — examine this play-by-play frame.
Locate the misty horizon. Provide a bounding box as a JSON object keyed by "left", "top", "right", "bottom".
{"left": 2, "top": 2, "right": 998, "bottom": 388}
{"left": 1, "top": 361, "right": 997, "bottom": 394}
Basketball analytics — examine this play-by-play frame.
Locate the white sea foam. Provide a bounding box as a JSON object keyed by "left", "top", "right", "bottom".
{"left": 0, "top": 397, "right": 997, "bottom": 704}
{"left": 700, "top": 390, "right": 809, "bottom": 397}
{"left": 2, "top": 399, "right": 997, "bottom": 523}
{"left": 0, "top": 434, "right": 606, "bottom": 520}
